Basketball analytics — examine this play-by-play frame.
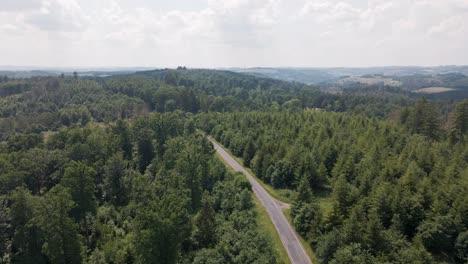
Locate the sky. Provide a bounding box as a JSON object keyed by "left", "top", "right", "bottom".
{"left": 1, "top": 0, "right": 468, "bottom": 68}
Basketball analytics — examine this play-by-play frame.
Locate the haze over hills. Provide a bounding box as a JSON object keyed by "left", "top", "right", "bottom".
{"left": 225, "top": 66, "right": 468, "bottom": 101}
{"left": 3, "top": 65, "right": 467, "bottom": 85}
{"left": 3, "top": 65, "right": 468, "bottom": 101}
{"left": 3, "top": 65, "right": 468, "bottom": 79}
{"left": 227, "top": 66, "right": 468, "bottom": 84}
{"left": 0, "top": 66, "right": 157, "bottom": 78}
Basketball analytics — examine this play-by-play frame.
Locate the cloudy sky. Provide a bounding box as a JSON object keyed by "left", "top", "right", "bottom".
{"left": 1, "top": 0, "right": 467, "bottom": 68}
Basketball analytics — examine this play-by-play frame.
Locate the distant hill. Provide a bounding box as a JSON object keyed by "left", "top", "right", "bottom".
{"left": 226, "top": 66, "right": 468, "bottom": 85}
{"left": 0, "top": 67, "right": 156, "bottom": 78}
{"left": 226, "top": 67, "right": 337, "bottom": 84}
{"left": 225, "top": 67, "right": 468, "bottom": 100}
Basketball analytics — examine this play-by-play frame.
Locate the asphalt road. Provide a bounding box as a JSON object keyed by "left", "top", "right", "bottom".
{"left": 208, "top": 137, "right": 312, "bottom": 264}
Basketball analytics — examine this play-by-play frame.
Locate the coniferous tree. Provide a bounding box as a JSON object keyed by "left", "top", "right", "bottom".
{"left": 113, "top": 119, "right": 133, "bottom": 160}
{"left": 136, "top": 128, "right": 154, "bottom": 173}
{"left": 454, "top": 99, "right": 468, "bottom": 135}
{"left": 194, "top": 192, "right": 216, "bottom": 248}
{"left": 242, "top": 140, "right": 256, "bottom": 167}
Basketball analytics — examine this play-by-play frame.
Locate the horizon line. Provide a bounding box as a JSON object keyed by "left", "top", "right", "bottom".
{"left": 1, "top": 64, "right": 468, "bottom": 71}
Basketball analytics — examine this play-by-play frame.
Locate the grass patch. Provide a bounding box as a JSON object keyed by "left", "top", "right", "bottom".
{"left": 253, "top": 195, "right": 291, "bottom": 264}
{"left": 318, "top": 196, "right": 334, "bottom": 216}
{"left": 42, "top": 131, "right": 55, "bottom": 143}
{"left": 283, "top": 208, "right": 319, "bottom": 264}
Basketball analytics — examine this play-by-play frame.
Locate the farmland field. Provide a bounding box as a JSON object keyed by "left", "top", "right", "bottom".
{"left": 413, "top": 87, "right": 456, "bottom": 94}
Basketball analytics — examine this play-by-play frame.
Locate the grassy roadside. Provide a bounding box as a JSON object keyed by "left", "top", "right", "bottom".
{"left": 212, "top": 139, "right": 321, "bottom": 264}
{"left": 215, "top": 152, "right": 291, "bottom": 264}
{"left": 215, "top": 149, "right": 318, "bottom": 263}
{"left": 283, "top": 208, "right": 319, "bottom": 264}
{"left": 253, "top": 194, "right": 291, "bottom": 264}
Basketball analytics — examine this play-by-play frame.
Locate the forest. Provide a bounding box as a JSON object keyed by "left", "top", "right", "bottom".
{"left": 0, "top": 69, "right": 467, "bottom": 263}
{"left": 198, "top": 99, "right": 468, "bottom": 263}
{"left": 0, "top": 69, "right": 415, "bottom": 139}
{"left": 0, "top": 112, "right": 278, "bottom": 263}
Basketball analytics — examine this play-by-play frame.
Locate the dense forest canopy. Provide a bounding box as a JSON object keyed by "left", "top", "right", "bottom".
{"left": 0, "top": 69, "right": 420, "bottom": 137}
{"left": 197, "top": 106, "right": 468, "bottom": 263}
{"left": 0, "top": 113, "right": 278, "bottom": 264}
{"left": 0, "top": 68, "right": 467, "bottom": 264}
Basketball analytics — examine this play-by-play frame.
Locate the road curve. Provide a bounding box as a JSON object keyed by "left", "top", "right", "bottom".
{"left": 208, "top": 137, "right": 312, "bottom": 264}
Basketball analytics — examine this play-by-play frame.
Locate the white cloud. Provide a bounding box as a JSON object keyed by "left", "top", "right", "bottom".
{"left": 428, "top": 16, "right": 466, "bottom": 36}
{"left": 0, "top": 0, "right": 90, "bottom": 32}
{"left": 24, "top": 0, "right": 89, "bottom": 31}
{"left": 301, "top": 1, "right": 360, "bottom": 23}
{"left": 0, "top": 0, "right": 42, "bottom": 11}
{"left": 0, "top": 0, "right": 467, "bottom": 67}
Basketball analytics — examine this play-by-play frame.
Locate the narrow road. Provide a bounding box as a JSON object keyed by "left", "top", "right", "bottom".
{"left": 208, "top": 137, "right": 312, "bottom": 264}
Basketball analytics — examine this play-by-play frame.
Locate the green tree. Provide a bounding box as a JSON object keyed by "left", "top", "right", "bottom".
{"left": 417, "top": 214, "right": 459, "bottom": 253}
{"left": 269, "top": 161, "right": 294, "bottom": 189}
{"left": 0, "top": 196, "right": 9, "bottom": 261}
{"left": 34, "top": 186, "right": 82, "bottom": 264}
{"left": 395, "top": 240, "right": 433, "bottom": 264}
{"left": 341, "top": 207, "right": 365, "bottom": 245}
{"left": 9, "top": 187, "right": 45, "bottom": 263}
{"left": 454, "top": 99, "right": 468, "bottom": 135}
{"left": 296, "top": 176, "right": 313, "bottom": 204}
{"left": 236, "top": 188, "right": 253, "bottom": 210}
{"left": 176, "top": 137, "right": 212, "bottom": 211}
{"left": 364, "top": 209, "right": 384, "bottom": 252}
{"left": 251, "top": 150, "right": 265, "bottom": 179}
{"left": 103, "top": 152, "right": 129, "bottom": 206}
{"left": 407, "top": 98, "right": 441, "bottom": 139}
{"left": 194, "top": 192, "right": 216, "bottom": 248}
{"left": 332, "top": 175, "right": 352, "bottom": 216}
{"left": 60, "top": 161, "right": 96, "bottom": 246}
{"left": 293, "top": 202, "right": 323, "bottom": 242}
{"left": 399, "top": 161, "right": 426, "bottom": 192}
{"left": 282, "top": 98, "right": 302, "bottom": 112}
{"left": 136, "top": 128, "right": 154, "bottom": 173}
{"left": 400, "top": 107, "right": 410, "bottom": 124}
{"left": 329, "top": 243, "right": 375, "bottom": 264}
{"left": 112, "top": 119, "right": 133, "bottom": 160}
{"left": 455, "top": 231, "right": 468, "bottom": 262}
{"left": 242, "top": 140, "right": 256, "bottom": 167}
{"left": 133, "top": 175, "right": 191, "bottom": 264}
{"left": 291, "top": 176, "right": 313, "bottom": 218}
{"left": 316, "top": 229, "right": 342, "bottom": 264}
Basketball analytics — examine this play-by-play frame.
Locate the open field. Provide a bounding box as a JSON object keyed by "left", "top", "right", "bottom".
{"left": 412, "top": 87, "right": 456, "bottom": 94}
{"left": 337, "top": 76, "right": 401, "bottom": 86}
